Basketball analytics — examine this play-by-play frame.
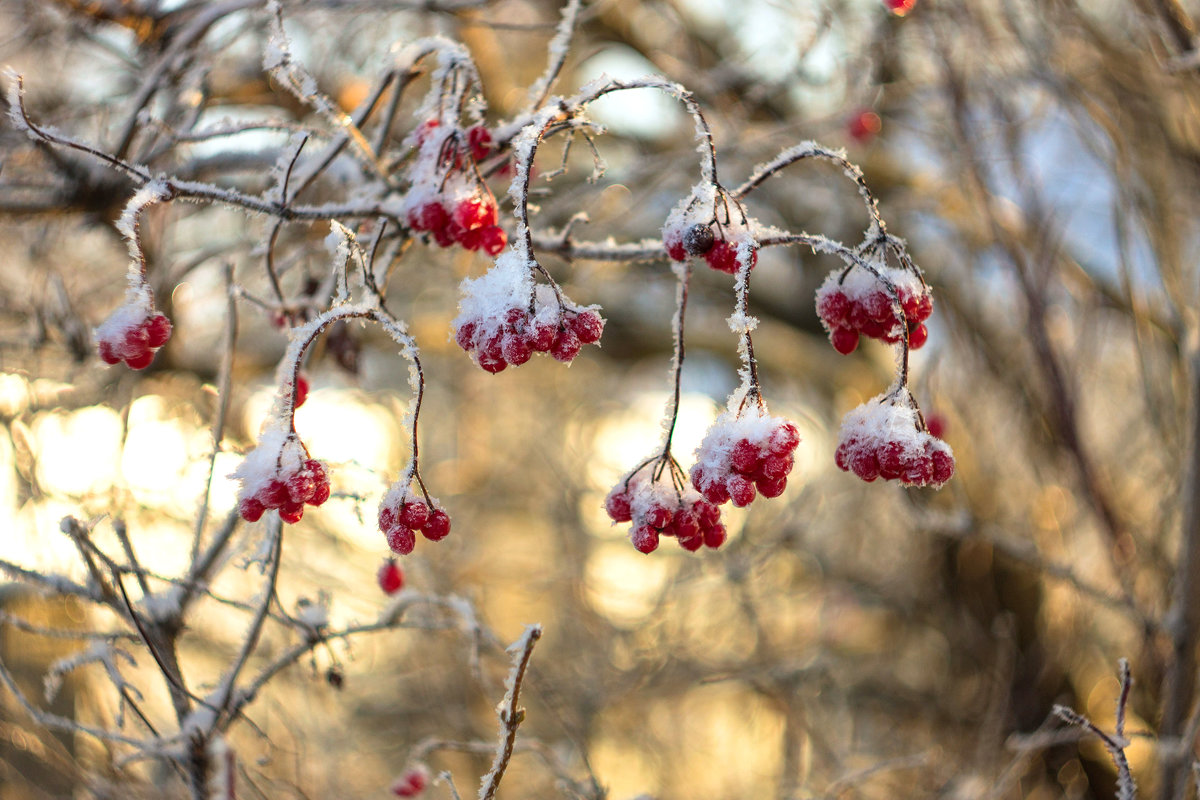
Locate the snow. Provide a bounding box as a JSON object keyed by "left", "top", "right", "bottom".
{"left": 229, "top": 426, "right": 307, "bottom": 501}
{"left": 93, "top": 284, "right": 154, "bottom": 346}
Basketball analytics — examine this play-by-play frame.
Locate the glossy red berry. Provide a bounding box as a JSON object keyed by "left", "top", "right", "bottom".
{"left": 378, "top": 559, "right": 404, "bottom": 594}
{"left": 605, "top": 490, "right": 633, "bottom": 523}
{"left": 400, "top": 501, "right": 430, "bottom": 530}
{"left": 422, "top": 509, "right": 451, "bottom": 541}
{"left": 239, "top": 497, "right": 266, "bottom": 522}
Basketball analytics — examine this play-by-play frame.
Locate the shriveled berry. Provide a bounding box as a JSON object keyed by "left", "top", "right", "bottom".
{"left": 682, "top": 224, "right": 715, "bottom": 256}
{"left": 422, "top": 509, "right": 451, "bottom": 541}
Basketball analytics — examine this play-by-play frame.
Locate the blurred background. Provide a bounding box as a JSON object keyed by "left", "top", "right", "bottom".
{"left": 1, "top": 0, "right": 1199, "bottom": 798}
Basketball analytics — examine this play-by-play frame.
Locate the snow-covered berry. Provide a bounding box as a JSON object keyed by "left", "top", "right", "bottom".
{"left": 815, "top": 264, "right": 932, "bottom": 354}
{"left": 690, "top": 407, "right": 800, "bottom": 509}
{"left": 231, "top": 429, "right": 331, "bottom": 524}
{"left": 834, "top": 394, "right": 954, "bottom": 488}
{"left": 605, "top": 470, "right": 727, "bottom": 554}
{"left": 452, "top": 252, "right": 604, "bottom": 372}
{"left": 94, "top": 287, "right": 172, "bottom": 370}
{"left": 378, "top": 483, "right": 449, "bottom": 555}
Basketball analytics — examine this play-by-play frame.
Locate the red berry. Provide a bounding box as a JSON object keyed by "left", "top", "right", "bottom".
{"left": 386, "top": 526, "right": 416, "bottom": 555}
{"left": 260, "top": 480, "right": 289, "bottom": 509}
{"left": 454, "top": 197, "right": 496, "bottom": 232}
{"left": 98, "top": 340, "right": 121, "bottom": 364}
{"left": 239, "top": 497, "right": 266, "bottom": 522}
{"left": 849, "top": 449, "right": 880, "bottom": 482}
{"left": 877, "top": 442, "right": 904, "bottom": 480}
{"left": 758, "top": 453, "right": 793, "bottom": 481}
{"left": 704, "top": 240, "right": 741, "bottom": 274}
{"left": 700, "top": 479, "right": 731, "bottom": 505}
{"left": 726, "top": 475, "right": 757, "bottom": 507}
{"left": 455, "top": 320, "right": 478, "bottom": 352}
{"left": 308, "top": 464, "right": 331, "bottom": 506}
{"left": 479, "top": 226, "right": 507, "bottom": 256}
{"left": 703, "top": 522, "right": 727, "bottom": 549}
{"left": 379, "top": 506, "right": 399, "bottom": 534}
{"left": 848, "top": 110, "right": 882, "bottom": 143}
{"left": 422, "top": 509, "right": 451, "bottom": 541}
{"left": 645, "top": 505, "right": 673, "bottom": 530}
{"left": 501, "top": 333, "right": 533, "bottom": 366}
{"left": 605, "top": 490, "right": 633, "bottom": 523}
{"left": 630, "top": 525, "right": 659, "bottom": 554}
{"left": 378, "top": 559, "right": 404, "bottom": 594}
{"left": 931, "top": 448, "right": 955, "bottom": 484}
{"left": 901, "top": 453, "right": 934, "bottom": 486}
{"left": 400, "top": 501, "right": 429, "bottom": 530}
{"left": 467, "top": 125, "right": 493, "bottom": 161}
{"left": 392, "top": 768, "right": 429, "bottom": 798}
{"left": 279, "top": 501, "right": 305, "bottom": 524}
{"left": 146, "top": 314, "right": 172, "bottom": 348}
{"left": 730, "top": 439, "right": 760, "bottom": 474}
{"left": 416, "top": 202, "right": 448, "bottom": 233}
{"left": 885, "top": 0, "right": 916, "bottom": 15}
{"left": 673, "top": 508, "right": 701, "bottom": 542}
{"left": 287, "top": 470, "right": 316, "bottom": 504}
{"left": 529, "top": 323, "right": 556, "bottom": 352}
{"left": 907, "top": 323, "right": 928, "bottom": 350}
{"left": 477, "top": 349, "right": 507, "bottom": 373}
{"left": 835, "top": 440, "right": 854, "bottom": 472}
{"left": 768, "top": 422, "right": 800, "bottom": 455}
{"left": 124, "top": 349, "right": 155, "bottom": 370}
{"left": 678, "top": 533, "right": 703, "bottom": 552}
{"left": 122, "top": 325, "right": 150, "bottom": 355}
{"left": 925, "top": 414, "right": 947, "bottom": 440}
{"left": 294, "top": 373, "right": 310, "bottom": 408}
{"left": 550, "top": 328, "right": 581, "bottom": 363}
{"left": 756, "top": 474, "right": 787, "bottom": 498}
{"left": 570, "top": 310, "right": 604, "bottom": 344}
{"left": 831, "top": 327, "right": 859, "bottom": 355}
{"left": 817, "top": 290, "right": 851, "bottom": 326}
{"left": 696, "top": 501, "right": 721, "bottom": 529}
{"left": 665, "top": 238, "right": 687, "bottom": 262}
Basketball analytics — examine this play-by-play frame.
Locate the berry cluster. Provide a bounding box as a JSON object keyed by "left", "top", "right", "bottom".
{"left": 605, "top": 472, "right": 727, "bottom": 554}
{"left": 404, "top": 119, "right": 507, "bottom": 255}
{"left": 377, "top": 558, "right": 404, "bottom": 595}
{"left": 664, "top": 224, "right": 758, "bottom": 275}
{"left": 834, "top": 395, "right": 954, "bottom": 488}
{"left": 453, "top": 252, "right": 604, "bottom": 372}
{"left": 455, "top": 305, "right": 602, "bottom": 372}
{"left": 95, "top": 291, "right": 172, "bottom": 370}
{"left": 378, "top": 488, "right": 451, "bottom": 555}
{"left": 391, "top": 768, "right": 429, "bottom": 798}
{"left": 815, "top": 266, "right": 932, "bottom": 355}
{"left": 232, "top": 430, "right": 331, "bottom": 524}
{"left": 690, "top": 410, "right": 800, "bottom": 507}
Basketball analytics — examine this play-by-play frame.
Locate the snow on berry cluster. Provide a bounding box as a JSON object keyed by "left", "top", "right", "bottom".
{"left": 605, "top": 471, "right": 727, "bottom": 554}
{"left": 662, "top": 184, "right": 758, "bottom": 274}
{"left": 690, "top": 407, "right": 800, "bottom": 508}
{"left": 94, "top": 286, "right": 172, "bottom": 370}
{"left": 377, "top": 483, "right": 451, "bottom": 556}
{"left": 402, "top": 119, "right": 507, "bottom": 254}
{"left": 391, "top": 767, "right": 429, "bottom": 798}
{"left": 452, "top": 251, "right": 603, "bottom": 372}
{"left": 834, "top": 394, "right": 954, "bottom": 487}
{"left": 815, "top": 265, "right": 933, "bottom": 355}
{"left": 232, "top": 428, "right": 331, "bottom": 524}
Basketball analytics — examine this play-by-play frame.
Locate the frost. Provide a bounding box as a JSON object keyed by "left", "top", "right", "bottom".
{"left": 229, "top": 427, "right": 308, "bottom": 501}
{"left": 93, "top": 284, "right": 154, "bottom": 345}
{"left": 139, "top": 585, "right": 185, "bottom": 624}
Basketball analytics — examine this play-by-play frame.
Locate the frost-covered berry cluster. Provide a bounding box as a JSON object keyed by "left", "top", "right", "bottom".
{"left": 605, "top": 472, "right": 727, "bottom": 554}
{"left": 402, "top": 120, "right": 507, "bottom": 255}
{"left": 378, "top": 486, "right": 451, "bottom": 556}
{"left": 452, "top": 251, "right": 603, "bottom": 372}
{"left": 232, "top": 429, "right": 331, "bottom": 523}
{"left": 815, "top": 265, "right": 933, "bottom": 354}
{"left": 834, "top": 394, "right": 954, "bottom": 487}
{"left": 95, "top": 289, "right": 172, "bottom": 370}
{"left": 690, "top": 410, "right": 800, "bottom": 507}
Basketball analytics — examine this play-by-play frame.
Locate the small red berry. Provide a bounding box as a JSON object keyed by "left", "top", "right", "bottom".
{"left": 392, "top": 767, "right": 429, "bottom": 798}
{"left": 756, "top": 474, "right": 787, "bottom": 498}
{"left": 605, "top": 490, "right": 633, "bottom": 523}
{"left": 124, "top": 349, "right": 155, "bottom": 370}
{"left": 665, "top": 238, "right": 687, "bottom": 262}
{"left": 386, "top": 526, "right": 416, "bottom": 556}
{"left": 294, "top": 373, "right": 310, "bottom": 408}
{"left": 529, "top": 322, "right": 557, "bottom": 352}
{"left": 702, "top": 522, "right": 727, "bottom": 549}
{"left": 726, "top": 475, "right": 757, "bottom": 507}
{"left": 831, "top": 327, "right": 859, "bottom": 355}
{"left": 768, "top": 422, "right": 800, "bottom": 455}
{"left": 378, "top": 559, "right": 404, "bottom": 594}
{"left": 931, "top": 448, "right": 955, "bottom": 484}
{"left": 260, "top": 480, "right": 289, "bottom": 509}
{"left": 730, "top": 439, "right": 760, "bottom": 475}
{"left": 848, "top": 110, "right": 882, "bottom": 143}
{"left": 467, "top": 125, "right": 493, "bottom": 161}
{"left": 145, "top": 314, "right": 172, "bottom": 348}
{"left": 645, "top": 505, "right": 673, "bottom": 530}
{"left": 98, "top": 340, "right": 121, "bottom": 365}
{"left": 279, "top": 501, "right": 305, "bottom": 524}
{"left": 630, "top": 525, "right": 659, "bottom": 554}
{"left": 421, "top": 509, "right": 451, "bottom": 541}
{"left": 479, "top": 225, "right": 507, "bottom": 256}
{"left": 239, "top": 497, "right": 266, "bottom": 522}
{"left": 570, "top": 310, "right": 604, "bottom": 344}
{"left": 907, "top": 323, "right": 928, "bottom": 349}
{"left": 501, "top": 333, "right": 533, "bottom": 366}
{"left": 455, "top": 320, "right": 478, "bottom": 352}
{"left": 287, "top": 471, "right": 316, "bottom": 504}
{"left": 400, "top": 501, "right": 430, "bottom": 530}
{"left": 550, "top": 328, "right": 581, "bottom": 363}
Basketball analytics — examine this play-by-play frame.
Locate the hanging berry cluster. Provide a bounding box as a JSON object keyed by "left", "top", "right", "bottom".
{"left": 815, "top": 263, "right": 932, "bottom": 355}
{"left": 232, "top": 428, "right": 331, "bottom": 524}
{"left": 605, "top": 465, "right": 728, "bottom": 554}
{"left": 691, "top": 411, "right": 800, "bottom": 508}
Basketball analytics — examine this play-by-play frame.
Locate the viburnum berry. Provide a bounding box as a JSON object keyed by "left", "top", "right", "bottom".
{"left": 815, "top": 264, "right": 933, "bottom": 354}
{"left": 691, "top": 407, "right": 801, "bottom": 509}
{"left": 452, "top": 252, "right": 605, "bottom": 372}
{"left": 467, "top": 125, "right": 493, "bottom": 161}
{"left": 377, "top": 558, "right": 404, "bottom": 595}
{"left": 231, "top": 429, "right": 331, "bottom": 524}
{"left": 605, "top": 471, "right": 727, "bottom": 554}
{"left": 94, "top": 288, "right": 173, "bottom": 370}
{"left": 294, "top": 372, "right": 310, "bottom": 408}
{"left": 885, "top": 0, "right": 917, "bottom": 15}
{"left": 391, "top": 767, "right": 429, "bottom": 798}
{"left": 378, "top": 485, "right": 450, "bottom": 555}
{"left": 834, "top": 394, "right": 954, "bottom": 488}
{"left": 662, "top": 183, "right": 758, "bottom": 274}
{"left": 848, "top": 109, "right": 883, "bottom": 143}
